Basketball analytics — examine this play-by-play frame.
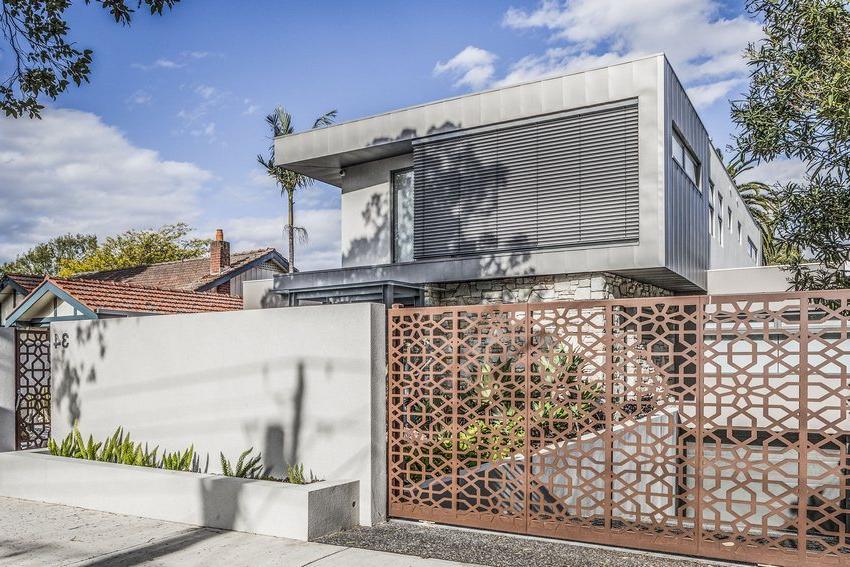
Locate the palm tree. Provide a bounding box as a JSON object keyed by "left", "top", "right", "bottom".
{"left": 725, "top": 149, "right": 798, "bottom": 265}
{"left": 258, "top": 106, "right": 336, "bottom": 270}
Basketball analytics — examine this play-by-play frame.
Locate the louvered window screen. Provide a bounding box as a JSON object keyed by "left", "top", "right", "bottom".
{"left": 412, "top": 103, "right": 639, "bottom": 260}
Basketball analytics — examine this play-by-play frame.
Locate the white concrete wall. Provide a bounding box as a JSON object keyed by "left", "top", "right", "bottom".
{"left": 242, "top": 279, "right": 282, "bottom": 310}
{"left": 340, "top": 154, "right": 411, "bottom": 268}
{"left": 0, "top": 450, "right": 359, "bottom": 541}
{"left": 0, "top": 328, "right": 14, "bottom": 451}
{"left": 50, "top": 303, "right": 386, "bottom": 526}
{"left": 706, "top": 265, "right": 799, "bottom": 294}
{"left": 707, "top": 150, "right": 762, "bottom": 270}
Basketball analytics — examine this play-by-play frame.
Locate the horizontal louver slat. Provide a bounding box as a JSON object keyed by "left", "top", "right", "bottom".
{"left": 413, "top": 103, "right": 639, "bottom": 259}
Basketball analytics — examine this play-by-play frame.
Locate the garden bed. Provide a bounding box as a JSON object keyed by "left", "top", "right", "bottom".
{"left": 0, "top": 449, "right": 358, "bottom": 541}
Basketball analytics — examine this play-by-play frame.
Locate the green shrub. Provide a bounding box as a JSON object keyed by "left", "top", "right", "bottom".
{"left": 286, "top": 463, "right": 305, "bottom": 484}
{"left": 220, "top": 447, "right": 263, "bottom": 479}
{"left": 160, "top": 446, "right": 196, "bottom": 472}
{"left": 48, "top": 427, "right": 317, "bottom": 484}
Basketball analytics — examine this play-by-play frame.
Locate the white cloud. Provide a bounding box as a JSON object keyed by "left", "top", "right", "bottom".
{"left": 243, "top": 99, "right": 260, "bottom": 116}
{"left": 0, "top": 109, "right": 213, "bottom": 263}
{"left": 183, "top": 51, "right": 210, "bottom": 60}
{"left": 738, "top": 158, "right": 807, "bottom": 187}
{"left": 442, "top": 0, "right": 761, "bottom": 104}
{"left": 126, "top": 90, "right": 152, "bottom": 106}
{"left": 687, "top": 78, "right": 746, "bottom": 109}
{"left": 132, "top": 58, "right": 184, "bottom": 71}
{"left": 218, "top": 208, "right": 341, "bottom": 271}
{"left": 434, "top": 46, "right": 498, "bottom": 89}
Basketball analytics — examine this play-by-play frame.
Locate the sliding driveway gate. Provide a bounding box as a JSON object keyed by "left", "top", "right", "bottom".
{"left": 388, "top": 292, "right": 850, "bottom": 566}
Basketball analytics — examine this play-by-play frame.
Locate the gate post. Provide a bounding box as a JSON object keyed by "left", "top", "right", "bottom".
{"left": 0, "top": 328, "right": 15, "bottom": 452}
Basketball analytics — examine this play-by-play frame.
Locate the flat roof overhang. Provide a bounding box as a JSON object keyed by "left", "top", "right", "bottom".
{"left": 274, "top": 53, "right": 666, "bottom": 187}
{"left": 281, "top": 139, "right": 413, "bottom": 186}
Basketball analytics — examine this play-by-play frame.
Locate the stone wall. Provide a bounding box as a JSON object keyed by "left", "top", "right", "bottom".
{"left": 425, "top": 272, "right": 671, "bottom": 306}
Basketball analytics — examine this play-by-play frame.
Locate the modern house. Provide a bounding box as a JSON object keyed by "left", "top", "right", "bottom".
{"left": 0, "top": 230, "right": 286, "bottom": 326}
{"left": 265, "top": 54, "right": 762, "bottom": 307}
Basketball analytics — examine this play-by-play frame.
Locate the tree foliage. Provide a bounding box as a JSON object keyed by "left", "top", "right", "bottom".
{"left": 57, "top": 222, "right": 208, "bottom": 276}
{"left": 0, "top": 232, "right": 97, "bottom": 275}
{"left": 257, "top": 106, "right": 336, "bottom": 270}
{"left": 732, "top": 0, "right": 850, "bottom": 289}
{"left": 1, "top": 0, "right": 180, "bottom": 118}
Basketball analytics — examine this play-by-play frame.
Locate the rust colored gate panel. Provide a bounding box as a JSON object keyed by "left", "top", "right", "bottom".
{"left": 14, "top": 328, "right": 51, "bottom": 450}
{"left": 387, "top": 292, "right": 850, "bottom": 567}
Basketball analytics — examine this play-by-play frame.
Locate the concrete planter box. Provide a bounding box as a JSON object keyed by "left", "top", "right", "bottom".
{"left": 0, "top": 450, "right": 358, "bottom": 541}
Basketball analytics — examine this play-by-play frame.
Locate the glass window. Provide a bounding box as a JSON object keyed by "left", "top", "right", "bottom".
{"left": 747, "top": 237, "right": 758, "bottom": 260}
{"left": 727, "top": 207, "right": 733, "bottom": 232}
{"left": 708, "top": 205, "right": 715, "bottom": 236}
{"left": 672, "top": 134, "right": 684, "bottom": 166}
{"left": 737, "top": 221, "right": 743, "bottom": 244}
{"left": 673, "top": 131, "right": 700, "bottom": 188}
{"left": 393, "top": 169, "right": 415, "bottom": 263}
{"left": 718, "top": 214, "right": 723, "bottom": 245}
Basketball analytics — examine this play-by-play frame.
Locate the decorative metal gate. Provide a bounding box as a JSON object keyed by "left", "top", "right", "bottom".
{"left": 387, "top": 291, "right": 850, "bottom": 567}
{"left": 15, "top": 328, "right": 51, "bottom": 450}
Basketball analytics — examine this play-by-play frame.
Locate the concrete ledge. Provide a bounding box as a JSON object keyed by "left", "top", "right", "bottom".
{"left": 0, "top": 450, "right": 359, "bottom": 541}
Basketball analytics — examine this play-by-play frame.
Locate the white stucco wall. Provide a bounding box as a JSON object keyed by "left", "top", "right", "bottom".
{"left": 706, "top": 265, "right": 798, "bottom": 294}
{"left": 340, "top": 154, "right": 412, "bottom": 268}
{"left": 0, "top": 328, "right": 14, "bottom": 451}
{"left": 50, "top": 303, "right": 386, "bottom": 526}
{"left": 242, "top": 278, "right": 282, "bottom": 310}
{"left": 707, "top": 151, "right": 762, "bottom": 270}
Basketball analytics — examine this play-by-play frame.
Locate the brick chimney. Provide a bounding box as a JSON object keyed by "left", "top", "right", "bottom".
{"left": 210, "top": 229, "right": 230, "bottom": 276}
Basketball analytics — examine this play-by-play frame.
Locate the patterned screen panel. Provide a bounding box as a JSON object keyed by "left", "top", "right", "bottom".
{"left": 388, "top": 292, "right": 850, "bottom": 566}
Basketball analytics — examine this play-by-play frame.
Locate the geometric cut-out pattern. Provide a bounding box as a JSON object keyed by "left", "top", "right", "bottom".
{"left": 388, "top": 292, "right": 850, "bottom": 566}
{"left": 15, "top": 328, "right": 51, "bottom": 450}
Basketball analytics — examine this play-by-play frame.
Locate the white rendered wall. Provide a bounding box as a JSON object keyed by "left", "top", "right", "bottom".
{"left": 0, "top": 328, "right": 14, "bottom": 451}
{"left": 340, "top": 154, "right": 411, "bottom": 268}
{"left": 50, "top": 303, "right": 386, "bottom": 526}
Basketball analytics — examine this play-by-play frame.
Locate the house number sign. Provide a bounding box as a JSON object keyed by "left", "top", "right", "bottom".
{"left": 53, "top": 332, "right": 69, "bottom": 349}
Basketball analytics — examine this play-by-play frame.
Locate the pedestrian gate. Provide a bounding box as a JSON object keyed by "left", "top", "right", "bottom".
{"left": 387, "top": 292, "right": 850, "bottom": 567}
{"left": 14, "top": 328, "right": 51, "bottom": 450}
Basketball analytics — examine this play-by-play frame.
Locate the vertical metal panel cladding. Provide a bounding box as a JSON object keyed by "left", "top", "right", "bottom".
{"left": 412, "top": 102, "right": 639, "bottom": 260}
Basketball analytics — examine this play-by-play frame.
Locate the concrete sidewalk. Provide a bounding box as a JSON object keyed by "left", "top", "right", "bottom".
{"left": 0, "top": 497, "right": 477, "bottom": 567}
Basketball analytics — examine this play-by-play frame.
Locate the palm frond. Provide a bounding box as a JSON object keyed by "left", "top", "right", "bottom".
{"left": 312, "top": 110, "right": 337, "bottom": 129}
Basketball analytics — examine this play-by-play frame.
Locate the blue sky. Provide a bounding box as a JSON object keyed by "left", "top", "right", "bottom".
{"left": 0, "top": 0, "right": 804, "bottom": 270}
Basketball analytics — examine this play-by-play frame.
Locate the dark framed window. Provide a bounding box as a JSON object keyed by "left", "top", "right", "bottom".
{"left": 392, "top": 169, "right": 415, "bottom": 263}
{"left": 672, "top": 130, "right": 700, "bottom": 189}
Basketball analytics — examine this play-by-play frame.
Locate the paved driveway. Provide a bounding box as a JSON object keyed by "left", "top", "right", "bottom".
{"left": 0, "top": 497, "right": 473, "bottom": 567}
{"left": 0, "top": 497, "right": 739, "bottom": 567}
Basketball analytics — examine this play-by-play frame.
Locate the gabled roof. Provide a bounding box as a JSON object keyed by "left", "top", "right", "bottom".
{"left": 74, "top": 248, "right": 287, "bottom": 292}
{"left": 0, "top": 273, "right": 43, "bottom": 294}
{"left": 5, "top": 277, "right": 243, "bottom": 326}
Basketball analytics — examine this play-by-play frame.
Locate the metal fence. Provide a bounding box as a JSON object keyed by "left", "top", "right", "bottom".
{"left": 15, "top": 328, "right": 51, "bottom": 450}
{"left": 387, "top": 291, "right": 850, "bottom": 567}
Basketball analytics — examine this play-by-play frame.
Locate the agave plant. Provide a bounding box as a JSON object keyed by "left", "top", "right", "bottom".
{"left": 286, "top": 463, "right": 306, "bottom": 484}
{"left": 72, "top": 425, "right": 103, "bottom": 461}
{"left": 98, "top": 427, "right": 159, "bottom": 467}
{"left": 160, "top": 446, "right": 196, "bottom": 472}
{"left": 220, "top": 448, "right": 263, "bottom": 479}
{"left": 47, "top": 429, "right": 76, "bottom": 458}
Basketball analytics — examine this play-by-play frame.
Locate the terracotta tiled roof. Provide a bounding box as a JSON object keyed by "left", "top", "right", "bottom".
{"left": 74, "top": 248, "right": 286, "bottom": 292}
{"left": 1, "top": 273, "right": 43, "bottom": 293}
{"left": 41, "top": 277, "right": 244, "bottom": 314}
